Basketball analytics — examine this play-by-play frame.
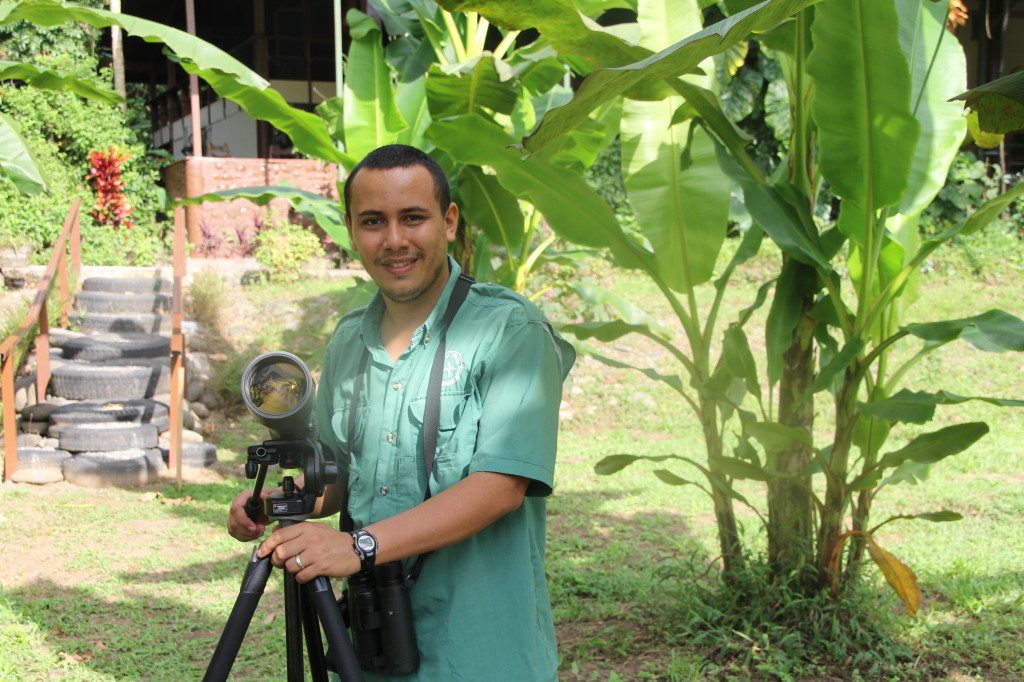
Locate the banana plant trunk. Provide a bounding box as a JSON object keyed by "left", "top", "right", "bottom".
{"left": 816, "top": 373, "right": 860, "bottom": 586}
{"left": 701, "top": 401, "right": 744, "bottom": 574}
{"left": 767, "top": 261, "right": 817, "bottom": 584}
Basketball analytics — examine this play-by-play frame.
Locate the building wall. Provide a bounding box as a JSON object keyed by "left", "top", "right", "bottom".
{"left": 164, "top": 157, "right": 340, "bottom": 256}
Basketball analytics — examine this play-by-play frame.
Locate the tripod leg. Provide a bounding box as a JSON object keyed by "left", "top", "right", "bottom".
{"left": 284, "top": 570, "right": 305, "bottom": 682}
{"left": 203, "top": 548, "right": 273, "bottom": 682}
{"left": 307, "top": 576, "right": 364, "bottom": 682}
{"left": 299, "top": 585, "right": 330, "bottom": 682}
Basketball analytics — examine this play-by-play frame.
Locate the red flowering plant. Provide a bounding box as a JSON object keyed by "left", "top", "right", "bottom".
{"left": 87, "top": 147, "right": 134, "bottom": 230}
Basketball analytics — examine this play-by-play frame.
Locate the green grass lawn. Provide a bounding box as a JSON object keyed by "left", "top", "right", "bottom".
{"left": 1, "top": 252, "right": 1022, "bottom": 681}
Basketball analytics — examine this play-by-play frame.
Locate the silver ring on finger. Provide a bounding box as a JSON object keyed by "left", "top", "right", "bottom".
{"left": 295, "top": 553, "right": 305, "bottom": 570}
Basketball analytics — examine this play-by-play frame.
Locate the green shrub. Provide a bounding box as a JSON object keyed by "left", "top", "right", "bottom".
{"left": 921, "top": 150, "right": 1024, "bottom": 235}
{"left": 0, "top": 51, "right": 168, "bottom": 265}
{"left": 253, "top": 221, "right": 325, "bottom": 283}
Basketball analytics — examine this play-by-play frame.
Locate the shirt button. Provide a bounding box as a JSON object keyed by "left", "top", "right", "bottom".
{"left": 393, "top": 382, "right": 402, "bottom": 391}
{"left": 380, "top": 485, "right": 390, "bottom": 496}
{"left": 424, "top": 335, "right": 431, "bottom": 343}
{"left": 387, "top": 433, "right": 395, "bottom": 443}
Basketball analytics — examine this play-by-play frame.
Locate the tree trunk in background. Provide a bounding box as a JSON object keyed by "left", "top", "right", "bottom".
{"left": 110, "top": 0, "right": 126, "bottom": 112}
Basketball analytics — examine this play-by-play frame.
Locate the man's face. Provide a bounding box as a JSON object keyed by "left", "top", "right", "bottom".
{"left": 345, "top": 165, "right": 458, "bottom": 308}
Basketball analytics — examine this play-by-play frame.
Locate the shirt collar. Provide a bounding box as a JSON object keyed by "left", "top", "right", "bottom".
{"left": 359, "top": 255, "right": 463, "bottom": 350}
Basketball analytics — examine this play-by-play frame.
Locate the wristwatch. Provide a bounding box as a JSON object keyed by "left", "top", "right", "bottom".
{"left": 350, "top": 529, "right": 378, "bottom": 572}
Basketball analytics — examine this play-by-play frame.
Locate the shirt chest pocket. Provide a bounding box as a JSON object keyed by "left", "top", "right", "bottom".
{"left": 331, "top": 404, "right": 365, "bottom": 456}
{"left": 408, "top": 389, "right": 478, "bottom": 493}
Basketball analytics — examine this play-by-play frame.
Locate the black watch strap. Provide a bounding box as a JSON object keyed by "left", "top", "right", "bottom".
{"left": 350, "top": 529, "right": 378, "bottom": 572}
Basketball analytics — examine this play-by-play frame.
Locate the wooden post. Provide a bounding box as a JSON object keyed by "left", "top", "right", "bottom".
{"left": 2, "top": 351, "right": 16, "bottom": 480}
{"left": 35, "top": 297, "right": 49, "bottom": 405}
{"left": 169, "top": 205, "right": 188, "bottom": 490}
{"left": 110, "top": 0, "right": 127, "bottom": 112}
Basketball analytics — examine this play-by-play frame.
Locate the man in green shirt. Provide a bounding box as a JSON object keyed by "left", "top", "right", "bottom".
{"left": 227, "top": 144, "right": 575, "bottom": 680}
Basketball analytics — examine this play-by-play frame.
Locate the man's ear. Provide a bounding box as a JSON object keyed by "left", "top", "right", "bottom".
{"left": 444, "top": 202, "right": 458, "bottom": 243}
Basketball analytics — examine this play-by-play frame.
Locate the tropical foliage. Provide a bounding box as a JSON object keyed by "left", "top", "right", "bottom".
{"left": 953, "top": 68, "right": 1024, "bottom": 134}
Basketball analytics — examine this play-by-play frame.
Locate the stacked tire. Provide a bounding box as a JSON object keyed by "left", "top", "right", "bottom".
{"left": 69, "top": 276, "right": 173, "bottom": 334}
{"left": 49, "top": 400, "right": 165, "bottom": 487}
{"left": 11, "top": 276, "right": 218, "bottom": 487}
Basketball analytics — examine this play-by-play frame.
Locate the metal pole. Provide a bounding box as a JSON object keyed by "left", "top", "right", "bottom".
{"left": 185, "top": 0, "right": 203, "bottom": 158}
{"left": 334, "top": 0, "right": 344, "bottom": 99}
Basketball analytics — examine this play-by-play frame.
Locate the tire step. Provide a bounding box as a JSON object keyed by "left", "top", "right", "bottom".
{"left": 82, "top": 277, "right": 172, "bottom": 295}
{"left": 62, "top": 333, "right": 170, "bottom": 362}
{"left": 59, "top": 422, "right": 160, "bottom": 452}
{"left": 51, "top": 362, "right": 159, "bottom": 400}
{"left": 70, "top": 312, "right": 173, "bottom": 335}
{"left": 73, "top": 291, "right": 172, "bottom": 315}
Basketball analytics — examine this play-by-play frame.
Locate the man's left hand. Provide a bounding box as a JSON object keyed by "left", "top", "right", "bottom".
{"left": 257, "top": 521, "right": 360, "bottom": 583}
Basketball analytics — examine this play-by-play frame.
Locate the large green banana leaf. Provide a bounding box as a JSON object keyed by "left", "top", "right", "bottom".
{"left": 0, "top": 61, "right": 121, "bottom": 104}
{"left": 495, "top": 0, "right": 821, "bottom": 155}
{"left": 621, "top": 100, "right": 729, "bottom": 292}
{"left": 343, "top": 9, "right": 407, "bottom": 159}
{"left": 437, "top": 0, "right": 663, "bottom": 82}
{"left": 456, "top": 166, "right": 524, "bottom": 250}
{"left": 425, "top": 57, "right": 519, "bottom": 118}
{"left": 396, "top": 77, "right": 434, "bottom": 146}
{"left": 0, "top": 112, "right": 48, "bottom": 195}
{"left": 807, "top": 0, "right": 919, "bottom": 218}
{"left": 617, "top": 0, "right": 730, "bottom": 292}
{"left": 425, "top": 114, "right": 654, "bottom": 271}
{"left": 895, "top": 0, "right": 967, "bottom": 219}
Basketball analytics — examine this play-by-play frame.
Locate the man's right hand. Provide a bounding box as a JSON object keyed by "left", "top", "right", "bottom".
{"left": 227, "top": 489, "right": 273, "bottom": 542}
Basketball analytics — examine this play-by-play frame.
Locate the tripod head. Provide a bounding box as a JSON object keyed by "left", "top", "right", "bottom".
{"left": 240, "top": 351, "right": 338, "bottom": 522}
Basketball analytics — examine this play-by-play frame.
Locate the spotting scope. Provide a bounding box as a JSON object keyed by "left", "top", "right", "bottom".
{"left": 240, "top": 351, "right": 337, "bottom": 520}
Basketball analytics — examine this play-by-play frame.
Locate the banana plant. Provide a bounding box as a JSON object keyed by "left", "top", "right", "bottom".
{"left": 465, "top": 0, "right": 1024, "bottom": 603}
{"left": 447, "top": 0, "right": 822, "bottom": 572}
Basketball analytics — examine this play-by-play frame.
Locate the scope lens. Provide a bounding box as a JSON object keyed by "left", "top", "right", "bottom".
{"left": 248, "top": 360, "right": 308, "bottom": 415}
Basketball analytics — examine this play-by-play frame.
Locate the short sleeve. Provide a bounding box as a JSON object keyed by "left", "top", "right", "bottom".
{"left": 469, "top": 318, "right": 573, "bottom": 497}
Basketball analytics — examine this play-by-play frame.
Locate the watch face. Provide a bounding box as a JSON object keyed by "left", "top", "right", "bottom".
{"left": 356, "top": 534, "right": 376, "bottom": 553}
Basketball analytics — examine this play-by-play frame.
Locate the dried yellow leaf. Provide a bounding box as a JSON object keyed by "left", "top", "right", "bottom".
{"left": 866, "top": 536, "right": 922, "bottom": 617}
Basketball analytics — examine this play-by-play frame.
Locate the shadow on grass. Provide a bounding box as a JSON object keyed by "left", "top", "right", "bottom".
{"left": 6, "top": 575, "right": 296, "bottom": 680}
{"left": 545, "top": 488, "right": 711, "bottom": 676}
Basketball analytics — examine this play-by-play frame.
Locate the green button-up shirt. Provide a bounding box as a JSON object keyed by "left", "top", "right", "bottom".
{"left": 317, "top": 257, "right": 575, "bottom": 681}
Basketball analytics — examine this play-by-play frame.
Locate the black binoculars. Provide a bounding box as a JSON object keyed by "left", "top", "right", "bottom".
{"left": 337, "top": 560, "right": 419, "bottom": 675}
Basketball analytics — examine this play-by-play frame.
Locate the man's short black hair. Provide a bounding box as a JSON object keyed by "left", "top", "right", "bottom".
{"left": 343, "top": 144, "right": 452, "bottom": 218}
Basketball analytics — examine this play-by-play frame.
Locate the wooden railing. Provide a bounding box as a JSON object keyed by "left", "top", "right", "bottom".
{"left": 1, "top": 198, "right": 82, "bottom": 480}
{"left": 1, "top": 201, "right": 188, "bottom": 486}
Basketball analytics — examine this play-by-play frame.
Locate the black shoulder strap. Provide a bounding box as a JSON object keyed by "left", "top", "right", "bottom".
{"left": 420, "top": 273, "right": 474, "bottom": 499}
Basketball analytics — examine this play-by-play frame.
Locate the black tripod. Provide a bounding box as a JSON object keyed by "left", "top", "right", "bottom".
{"left": 203, "top": 439, "right": 364, "bottom": 682}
